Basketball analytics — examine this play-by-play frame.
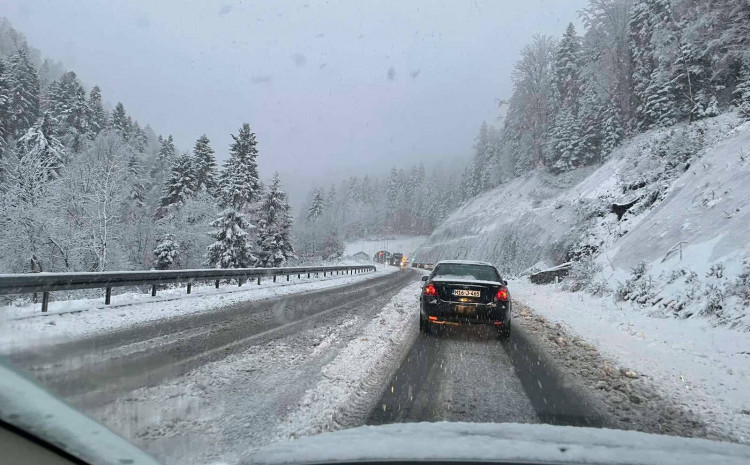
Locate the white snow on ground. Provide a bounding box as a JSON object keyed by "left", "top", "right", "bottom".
{"left": 0, "top": 266, "right": 395, "bottom": 353}
{"left": 511, "top": 278, "right": 750, "bottom": 444}
{"left": 344, "top": 235, "right": 429, "bottom": 259}
{"left": 274, "top": 281, "right": 422, "bottom": 440}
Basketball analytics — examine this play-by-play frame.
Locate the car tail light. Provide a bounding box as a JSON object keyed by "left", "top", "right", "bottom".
{"left": 496, "top": 288, "right": 509, "bottom": 301}
{"left": 424, "top": 283, "right": 437, "bottom": 296}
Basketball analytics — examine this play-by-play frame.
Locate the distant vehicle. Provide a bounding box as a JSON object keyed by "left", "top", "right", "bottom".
{"left": 390, "top": 252, "right": 403, "bottom": 266}
{"left": 419, "top": 260, "right": 510, "bottom": 339}
{"left": 374, "top": 251, "right": 391, "bottom": 264}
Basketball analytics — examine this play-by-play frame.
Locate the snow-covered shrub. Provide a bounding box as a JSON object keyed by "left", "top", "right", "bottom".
{"left": 573, "top": 196, "right": 608, "bottom": 222}
{"left": 706, "top": 262, "right": 725, "bottom": 279}
{"left": 729, "top": 258, "right": 750, "bottom": 307}
{"left": 702, "top": 283, "right": 727, "bottom": 317}
{"left": 562, "top": 256, "right": 602, "bottom": 292}
{"left": 588, "top": 279, "right": 611, "bottom": 297}
{"left": 153, "top": 234, "right": 179, "bottom": 270}
{"left": 615, "top": 262, "right": 655, "bottom": 303}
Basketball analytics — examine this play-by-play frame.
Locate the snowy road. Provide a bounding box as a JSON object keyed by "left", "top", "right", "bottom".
{"left": 9, "top": 268, "right": 415, "bottom": 410}
{"left": 7, "top": 267, "right": 696, "bottom": 465}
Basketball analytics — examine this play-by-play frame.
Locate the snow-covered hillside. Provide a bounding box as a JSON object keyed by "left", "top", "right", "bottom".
{"left": 414, "top": 114, "right": 750, "bottom": 329}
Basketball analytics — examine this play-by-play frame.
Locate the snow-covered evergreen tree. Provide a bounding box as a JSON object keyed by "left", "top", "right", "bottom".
{"left": 0, "top": 59, "right": 10, "bottom": 149}
{"left": 192, "top": 134, "right": 218, "bottom": 194}
{"left": 735, "top": 60, "right": 750, "bottom": 120}
{"left": 16, "top": 112, "right": 64, "bottom": 178}
{"left": 45, "top": 71, "right": 88, "bottom": 152}
{"left": 110, "top": 102, "right": 129, "bottom": 136}
{"left": 158, "top": 153, "right": 196, "bottom": 216}
{"left": 320, "top": 226, "right": 344, "bottom": 260}
{"left": 153, "top": 234, "right": 179, "bottom": 270}
{"left": 256, "top": 173, "right": 295, "bottom": 267}
{"left": 6, "top": 49, "right": 40, "bottom": 138}
{"left": 306, "top": 188, "right": 325, "bottom": 223}
{"left": 218, "top": 124, "right": 260, "bottom": 211}
{"left": 207, "top": 123, "right": 261, "bottom": 269}
{"left": 206, "top": 208, "right": 256, "bottom": 269}
{"left": 87, "top": 85, "right": 107, "bottom": 135}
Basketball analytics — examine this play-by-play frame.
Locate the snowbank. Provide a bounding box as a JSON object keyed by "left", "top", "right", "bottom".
{"left": 511, "top": 279, "right": 750, "bottom": 444}
{"left": 0, "top": 266, "right": 395, "bottom": 353}
{"left": 274, "top": 281, "right": 422, "bottom": 441}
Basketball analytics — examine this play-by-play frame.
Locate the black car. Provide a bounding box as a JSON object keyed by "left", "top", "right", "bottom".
{"left": 390, "top": 252, "right": 404, "bottom": 266}
{"left": 419, "top": 260, "right": 511, "bottom": 339}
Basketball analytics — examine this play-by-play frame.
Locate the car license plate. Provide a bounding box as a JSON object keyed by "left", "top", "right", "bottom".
{"left": 452, "top": 289, "right": 480, "bottom": 298}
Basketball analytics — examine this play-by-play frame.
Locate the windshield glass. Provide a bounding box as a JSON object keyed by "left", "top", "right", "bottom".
{"left": 432, "top": 264, "right": 500, "bottom": 282}
{"left": 1, "top": 1, "right": 749, "bottom": 465}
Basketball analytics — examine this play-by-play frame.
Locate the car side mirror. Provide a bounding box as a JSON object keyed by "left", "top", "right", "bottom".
{"left": 421, "top": 276, "right": 428, "bottom": 282}
{"left": 503, "top": 279, "right": 508, "bottom": 286}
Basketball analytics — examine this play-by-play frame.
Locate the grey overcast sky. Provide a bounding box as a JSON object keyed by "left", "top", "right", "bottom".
{"left": 1, "top": 0, "right": 587, "bottom": 205}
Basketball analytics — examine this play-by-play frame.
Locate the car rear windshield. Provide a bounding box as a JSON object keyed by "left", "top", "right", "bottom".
{"left": 432, "top": 264, "right": 500, "bottom": 282}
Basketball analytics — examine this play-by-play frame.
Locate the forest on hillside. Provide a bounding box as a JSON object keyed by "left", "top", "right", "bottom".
{"left": 0, "top": 18, "right": 294, "bottom": 274}
{"left": 464, "top": 0, "right": 750, "bottom": 196}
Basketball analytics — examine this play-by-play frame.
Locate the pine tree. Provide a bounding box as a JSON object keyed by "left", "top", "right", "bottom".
{"left": 87, "top": 85, "right": 107, "bottom": 135}
{"left": 206, "top": 209, "right": 256, "bottom": 268}
{"left": 218, "top": 124, "right": 260, "bottom": 211}
{"left": 153, "top": 134, "right": 176, "bottom": 178}
{"left": 153, "top": 234, "right": 179, "bottom": 270}
{"left": 735, "top": 60, "right": 750, "bottom": 120}
{"left": 306, "top": 188, "right": 325, "bottom": 223}
{"left": 207, "top": 123, "right": 261, "bottom": 269}
{"left": 600, "top": 98, "right": 623, "bottom": 158}
{"left": 111, "top": 102, "right": 129, "bottom": 135}
{"left": 7, "top": 49, "right": 40, "bottom": 138}
{"left": 16, "top": 112, "right": 65, "bottom": 179}
{"left": 192, "top": 134, "right": 217, "bottom": 194}
{"left": 320, "top": 226, "right": 344, "bottom": 260}
{"left": 0, "top": 59, "right": 10, "bottom": 149}
{"left": 130, "top": 122, "right": 149, "bottom": 153}
{"left": 552, "top": 23, "right": 583, "bottom": 109}
{"left": 256, "top": 173, "right": 295, "bottom": 267}
{"left": 158, "top": 153, "right": 196, "bottom": 216}
{"left": 45, "top": 71, "right": 88, "bottom": 137}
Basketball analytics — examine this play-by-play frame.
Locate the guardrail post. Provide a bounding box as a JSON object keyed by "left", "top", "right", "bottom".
{"left": 187, "top": 283, "right": 192, "bottom": 294}
{"left": 286, "top": 275, "right": 289, "bottom": 281}
{"left": 257, "top": 277, "right": 261, "bottom": 285}
{"left": 151, "top": 285, "right": 157, "bottom": 296}
{"left": 215, "top": 280, "right": 220, "bottom": 289}
{"left": 297, "top": 273, "right": 300, "bottom": 279}
{"left": 105, "top": 287, "right": 111, "bottom": 305}
{"left": 307, "top": 272, "right": 310, "bottom": 278}
{"left": 323, "top": 271, "right": 326, "bottom": 277}
{"left": 273, "top": 275, "right": 276, "bottom": 283}
{"left": 41, "top": 291, "right": 49, "bottom": 312}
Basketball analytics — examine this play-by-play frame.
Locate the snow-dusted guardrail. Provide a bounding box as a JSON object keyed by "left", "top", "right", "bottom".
{"left": 0, "top": 265, "right": 377, "bottom": 312}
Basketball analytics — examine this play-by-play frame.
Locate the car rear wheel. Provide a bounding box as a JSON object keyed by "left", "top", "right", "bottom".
{"left": 498, "top": 321, "right": 511, "bottom": 340}
{"left": 419, "top": 314, "right": 432, "bottom": 335}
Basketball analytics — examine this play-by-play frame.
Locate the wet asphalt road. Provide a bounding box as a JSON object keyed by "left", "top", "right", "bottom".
{"left": 10, "top": 268, "right": 418, "bottom": 409}
{"left": 368, "top": 320, "right": 605, "bottom": 428}
{"left": 368, "top": 325, "right": 538, "bottom": 425}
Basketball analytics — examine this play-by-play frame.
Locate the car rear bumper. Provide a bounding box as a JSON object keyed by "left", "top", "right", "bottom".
{"left": 420, "top": 299, "right": 510, "bottom": 325}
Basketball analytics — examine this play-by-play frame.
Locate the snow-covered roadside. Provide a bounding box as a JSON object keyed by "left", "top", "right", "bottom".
{"left": 511, "top": 279, "right": 750, "bottom": 444}
{"left": 88, "top": 279, "right": 422, "bottom": 465}
{"left": 273, "top": 281, "right": 422, "bottom": 442}
{"left": 0, "top": 266, "right": 395, "bottom": 353}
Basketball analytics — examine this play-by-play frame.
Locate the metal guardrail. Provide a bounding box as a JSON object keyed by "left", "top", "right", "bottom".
{"left": 0, "top": 264, "right": 377, "bottom": 312}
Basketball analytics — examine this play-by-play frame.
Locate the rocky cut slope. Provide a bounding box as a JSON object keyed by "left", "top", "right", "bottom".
{"left": 414, "top": 113, "right": 750, "bottom": 329}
